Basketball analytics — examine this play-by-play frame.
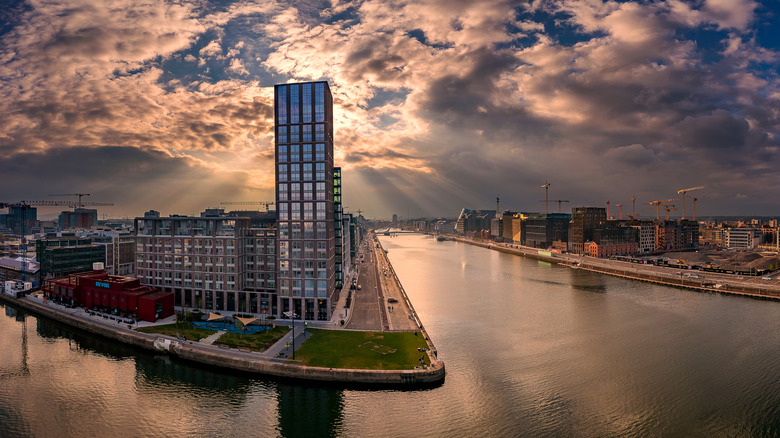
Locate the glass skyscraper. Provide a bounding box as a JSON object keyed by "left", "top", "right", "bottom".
{"left": 274, "top": 81, "right": 335, "bottom": 321}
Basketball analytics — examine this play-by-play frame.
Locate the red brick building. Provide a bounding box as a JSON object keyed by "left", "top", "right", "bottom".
{"left": 43, "top": 269, "right": 173, "bottom": 322}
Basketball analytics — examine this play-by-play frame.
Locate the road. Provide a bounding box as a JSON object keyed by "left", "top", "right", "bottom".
{"left": 345, "top": 238, "right": 385, "bottom": 330}
{"left": 345, "top": 233, "right": 419, "bottom": 331}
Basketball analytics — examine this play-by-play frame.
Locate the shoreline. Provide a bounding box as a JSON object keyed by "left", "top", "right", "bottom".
{"left": 0, "top": 240, "right": 445, "bottom": 387}
{"left": 450, "top": 236, "right": 780, "bottom": 301}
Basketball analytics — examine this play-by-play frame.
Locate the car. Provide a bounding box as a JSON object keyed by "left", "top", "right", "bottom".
{"left": 357, "top": 285, "right": 362, "bottom": 290}
{"left": 388, "top": 297, "right": 398, "bottom": 303}
{"left": 762, "top": 276, "right": 772, "bottom": 281}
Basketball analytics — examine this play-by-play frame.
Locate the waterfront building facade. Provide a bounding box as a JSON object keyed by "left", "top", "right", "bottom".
{"left": 275, "top": 81, "right": 335, "bottom": 321}
{"left": 524, "top": 213, "right": 571, "bottom": 249}
{"left": 134, "top": 212, "right": 253, "bottom": 312}
{"left": 569, "top": 207, "right": 607, "bottom": 254}
{"left": 43, "top": 267, "right": 173, "bottom": 322}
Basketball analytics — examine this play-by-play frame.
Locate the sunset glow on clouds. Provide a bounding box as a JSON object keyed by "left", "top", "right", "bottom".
{"left": 1, "top": 0, "right": 778, "bottom": 218}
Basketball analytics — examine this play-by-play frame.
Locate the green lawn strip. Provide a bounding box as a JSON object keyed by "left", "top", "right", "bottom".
{"left": 294, "top": 329, "right": 432, "bottom": 370}
{"left": 213, "top": 327, "right": 290, "bottom": 352}
{"left": 137, "top": 322, "right": 214, "bottom": 341}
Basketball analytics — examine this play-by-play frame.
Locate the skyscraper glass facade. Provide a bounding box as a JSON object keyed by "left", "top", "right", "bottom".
{"left": 275, "top": 82, "right": 335, "bottom": 321}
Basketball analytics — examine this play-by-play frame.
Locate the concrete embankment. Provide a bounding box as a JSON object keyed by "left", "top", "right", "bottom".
{"left": 375, "top": 236, "right": 442, "bottom": 365}
{"left": 451, "top": 237, "right": 780, "bottom": 301}
{"left": 0, "top": 293, "right": 445, "bottom": 386}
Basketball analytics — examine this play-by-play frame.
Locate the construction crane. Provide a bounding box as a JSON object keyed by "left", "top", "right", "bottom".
{"left": 676, "top": 186, "right": 703, "bottom": 220}
{"left": 1, "top": 199, "right": 112, "bottom": 281}
{"left": 663, "top": 204, "right": 677, "bottom": 221}
{"left": 606, "top": 200, "right": 610, "bottom": 219}
{"left": 629, "top": 196, "right": 637, "bottom": 217}
{"left": 540, "top": 182, "right": 550, "bottom": 214}
{"left": 220, "top": 201, "right": 275, "bottom": 212}
{"left": 538, "top": 199, "right": 570, "bottom": 213}
{"left": 615, "top": 203, "right": 623, "bottom": 220}
{"left": 47, "top": 194, "right": 113, "bottom": 210}
{"left": 687, "top": 195, "right": 700, "bottom": 221}
{"left": 648, "top": 199, "right": 678, "bottom": 220}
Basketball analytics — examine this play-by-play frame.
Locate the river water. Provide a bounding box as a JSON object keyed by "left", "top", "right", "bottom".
{"left": 1, "top": 234, "right": 779, "bottom": 437}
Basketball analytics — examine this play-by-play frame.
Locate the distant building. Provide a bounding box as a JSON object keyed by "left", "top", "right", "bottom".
{"left": 590, "top": 226, "right": 639, "bottom": 256}
{"left": 490, "top": 218, "right": 502, "bottom": 240}
{"left": 569, "top": 207, "right": 607, "bottom": 254}
{"left": 629, "top": 220, "right": 656, "bottom": 254}
{"left": 655, "top": 220, "right": 698, "bottom": 251}
{"left": 434, "top": 220, "right": 456, "bottom": 234}
{"left": 2, "top": 206, "right": 37, "bottom": 235}
{"left": 524, "top": 213, "right": 571, "bottom": 249}
{"left": 701, "top": 226, "right": 726, "bottom": 247}
{"left": 59, "top": 208, "right": 98, "bottom": 229}
{"left": 0, "top": 257, "right": 40, "bottom": 286}
{"left": 501, "top": 212, "right": 523, "bottom": 243}
{"left": 36, "top": 236, "right": 106, "bottom": 279}
{"left": 725, "top": 228, "right": 761, "bottom": 249}
{"left": 455, "top": 209, "right": 496, "bottom": 235}
{"left": 92, "top": 232, "right": 136, "bottom": 276}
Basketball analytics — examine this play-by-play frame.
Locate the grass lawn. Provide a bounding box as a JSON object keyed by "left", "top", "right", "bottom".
{"left": 214, "top": 326, "right": 290, "bottom": 352}
{"left": 137, "top": 322, "right": 214, "bottom": 341}
{"left": 294, "top": 329, "right": 432, "bottom": 370}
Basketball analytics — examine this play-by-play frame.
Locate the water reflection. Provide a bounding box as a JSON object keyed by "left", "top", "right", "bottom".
{"left": 277, "top": 385, "right": 344, "bottom": 437}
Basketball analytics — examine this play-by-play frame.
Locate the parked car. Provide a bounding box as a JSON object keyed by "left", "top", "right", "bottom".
{"left": 388, "top": 297, "right": 398, "bottom": 303}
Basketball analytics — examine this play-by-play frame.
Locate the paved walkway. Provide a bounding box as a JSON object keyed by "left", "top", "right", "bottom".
{"left": 199, "top": 331, "right": 225, "bottom": 345}
{"left": 263, "top": 324, "right": 312, "bottom": 361}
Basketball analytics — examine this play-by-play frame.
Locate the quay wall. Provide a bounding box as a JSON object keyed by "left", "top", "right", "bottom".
{"left": 375, "top": 236, "right": 442, "bottom": 363}
{"left": 451, "top": 237, "right": 780, "bottom": 301}
{"left": 0, "top": 293, "right": 445, "bottom": 386}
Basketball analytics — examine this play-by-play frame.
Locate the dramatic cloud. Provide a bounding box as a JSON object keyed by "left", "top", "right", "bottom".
{"left": 1, "top": 0, "right": 779, "bottom": 218}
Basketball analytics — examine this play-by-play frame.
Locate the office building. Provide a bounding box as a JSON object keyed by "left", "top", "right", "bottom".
{"left": 275, "top": 81, "right": 335, "bottom": 321}
{"left": 524, "top": 213, "right": 571, "bottom": 249}
{"left": 569, "top": 207, "right": 607, "bottom": 254}
{"left": 36, "top": 236, "right": 106, "bottom": 279}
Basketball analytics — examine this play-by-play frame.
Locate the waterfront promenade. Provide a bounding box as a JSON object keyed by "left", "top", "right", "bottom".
{"left": 452, "top": 236, "right": 780, "bottom": 300}
{"left": 0, "top": 231, "right": 444, "bottom": 385}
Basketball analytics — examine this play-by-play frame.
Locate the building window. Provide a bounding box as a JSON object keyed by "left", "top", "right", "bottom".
{"left": 302, "top": 83, "right": 312, "bottom": 123}
{"left": 290, "top": 84, "right": 299, "bottom": 124}
{"left": 315, "top": 82, "right": 325, "bottom": 122}
{"left": 277, "top": 85, "right": 287, "bottom": 124}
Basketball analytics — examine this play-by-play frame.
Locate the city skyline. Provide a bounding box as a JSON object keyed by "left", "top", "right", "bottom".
{"left": 1, "top": 0, "right": 779, "bottom": 218}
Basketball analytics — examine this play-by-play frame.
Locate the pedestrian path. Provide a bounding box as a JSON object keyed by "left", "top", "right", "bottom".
{"left": 199, "top": 331, "right": 225, "bottom": 345}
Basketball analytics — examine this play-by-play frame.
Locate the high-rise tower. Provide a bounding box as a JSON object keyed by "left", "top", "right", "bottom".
{"left": 274, "top": 82, "right": 335, "bottom": 321}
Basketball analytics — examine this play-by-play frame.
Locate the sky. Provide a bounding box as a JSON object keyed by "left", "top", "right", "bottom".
{"left": 1, "top": 0, "right": 779, "bottom": 220}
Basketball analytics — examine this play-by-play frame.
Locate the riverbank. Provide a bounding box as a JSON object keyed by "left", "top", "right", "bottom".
{"left": 451, "top": 236, "right": 780, "bottom": 301}
{"left": 0, "top": 291, "right": 445, "bottom": 387}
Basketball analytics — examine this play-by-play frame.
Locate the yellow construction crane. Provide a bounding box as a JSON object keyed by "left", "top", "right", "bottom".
{"left": 687, "top": 195, "right": 700, "bottom": 221}
{"left": 676, "top": 186, "right": 703, "bottom": 220}
{"left": 648, "top": 199, "right": 678, "bottom": 220}
{"left": 540, "top": 182, "right": 550, "bottom": 214}
{"left": 664, "top": 204, "right": 677, "bottom": 221}
{"left": 220, "top": 201, "right": 275, "bottom": 212}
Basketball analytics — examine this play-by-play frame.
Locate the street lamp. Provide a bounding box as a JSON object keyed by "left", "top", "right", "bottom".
{"left": 284, "top": 311, "right": 298, "bottom": 360}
